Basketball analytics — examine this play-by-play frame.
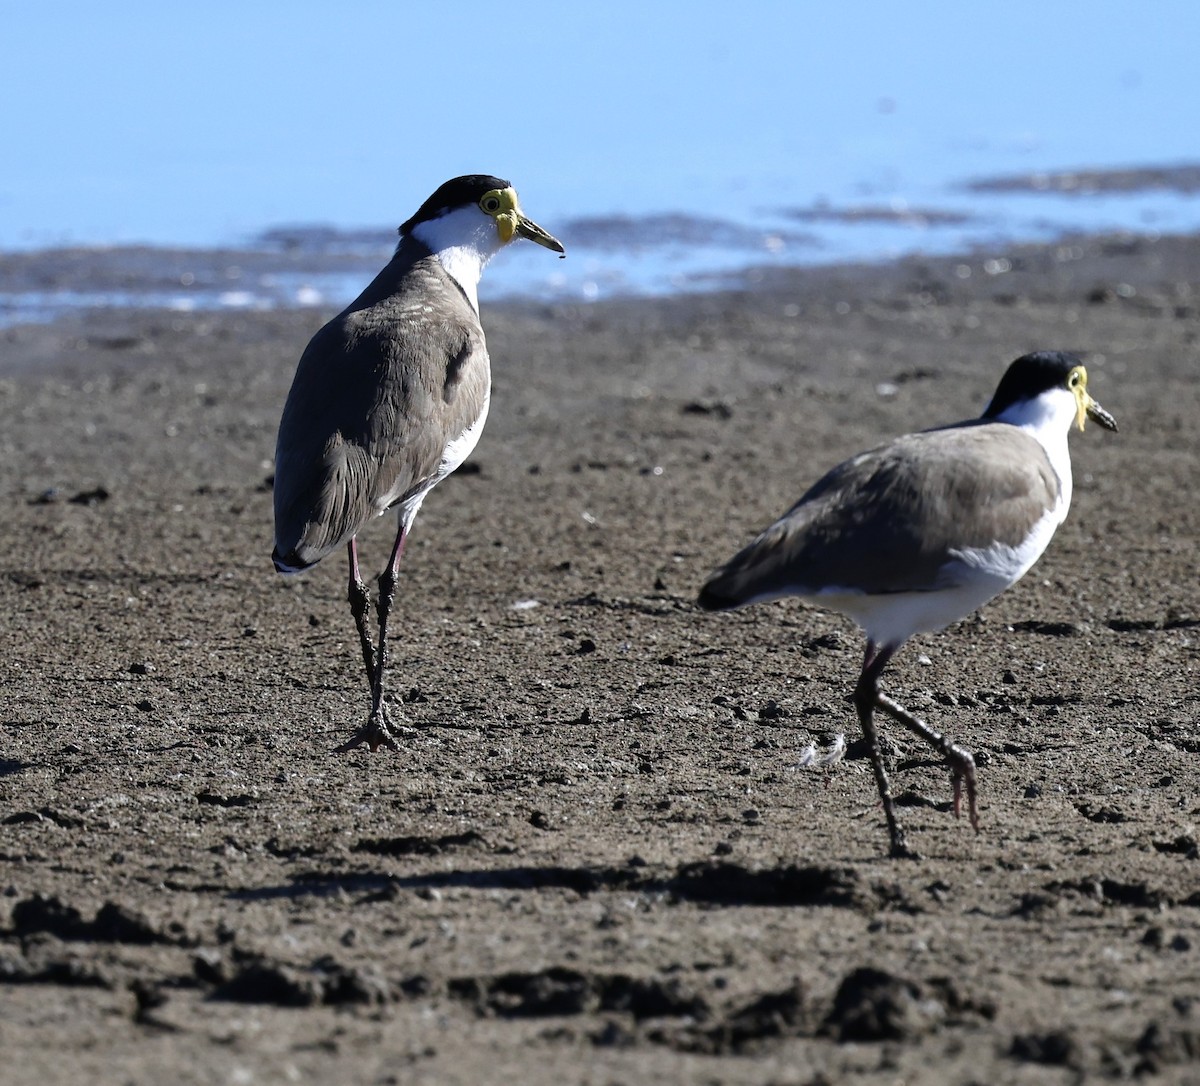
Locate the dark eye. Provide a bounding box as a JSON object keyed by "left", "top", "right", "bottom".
{"left": 481, "top": 195, "right": 501, "bottom": 213}
{"left": 1068, "top": 369, "right": 1081, "bottom": 387}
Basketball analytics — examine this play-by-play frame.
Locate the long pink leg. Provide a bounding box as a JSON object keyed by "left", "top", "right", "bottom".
{"left": 855, "top": 641, "right": 980, "bottom": 856}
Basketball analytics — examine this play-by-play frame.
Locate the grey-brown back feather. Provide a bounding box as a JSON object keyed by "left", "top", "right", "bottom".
{"left": 273, "top": 246, "right": 489, "bottom": 569}
{"left": 700, "top": 421, "right": 1059, "bottom": 607}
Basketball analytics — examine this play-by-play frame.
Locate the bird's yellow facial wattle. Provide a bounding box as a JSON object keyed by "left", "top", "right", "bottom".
{"left": 479, "top": 187, "right": 565, "bottom": 255}
{"left": 1068, "top": 364, "right": 1119, "bottom": 433}
{"left": 1069, "top": 370, "right": 1091, "bottom": 431}
{"left": 479, "top": 187, "right": 518, "bottom": 241}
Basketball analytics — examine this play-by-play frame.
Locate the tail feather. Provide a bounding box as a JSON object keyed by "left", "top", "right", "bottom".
{"left": 272, "top": 547, "right": 314, "bottom": 575}
{"left": 696, "top": 578, "right": 742, "bottom": 611}
{"left": 698, "top": 520, "right": 806, "bottom": 611}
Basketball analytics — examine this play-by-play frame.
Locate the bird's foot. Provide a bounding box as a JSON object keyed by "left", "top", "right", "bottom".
{"left": 951, "top": 757, "right": 981, "bottom": 832}
{"left": 880, "top": 801, "right": 919, "bottom": 860}
{"left": 875, "top": 689, "right": 981, "bottom": 835}
{"left": 889, "top": 832, "right": 920, "bottom": 861}
{"left": 335, "top": 703, "right": 402, "bottom": 754}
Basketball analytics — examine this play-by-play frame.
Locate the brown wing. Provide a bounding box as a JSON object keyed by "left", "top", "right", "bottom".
{"left": 273, "top": 253, "right": 489, "bottom": 570}
{"left": 700, "top": 422, "right": 1059, "bottom": 607}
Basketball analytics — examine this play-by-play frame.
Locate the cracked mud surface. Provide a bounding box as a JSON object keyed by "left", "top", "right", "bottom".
{"left": 1, "top": 231, "right": 1199, "bottom": 1083}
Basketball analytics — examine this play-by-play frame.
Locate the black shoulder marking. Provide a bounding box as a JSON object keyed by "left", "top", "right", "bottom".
{"left": 445, "top": 337, "right": 475, "bottom": 392}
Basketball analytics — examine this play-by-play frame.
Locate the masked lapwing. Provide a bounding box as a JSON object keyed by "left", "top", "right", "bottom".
{"left": 272, "top": 175, "right": 564, "bottom": 752}
{"left": 698, "top": 351, "right": 1117, "bottom": 857}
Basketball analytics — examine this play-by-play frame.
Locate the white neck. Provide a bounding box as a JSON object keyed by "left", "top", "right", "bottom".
{"left": 409, "top": 205, "right": 505, "bottom": 314}
{"left": 994, "top": 385, "right": 1077, "bottom": 512}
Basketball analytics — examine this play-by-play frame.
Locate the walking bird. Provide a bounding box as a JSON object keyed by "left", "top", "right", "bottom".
{"left": 698, "top": 352, "right": 1117, "bottom": 856}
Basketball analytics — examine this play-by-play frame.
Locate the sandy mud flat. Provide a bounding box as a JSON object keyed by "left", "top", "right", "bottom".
{"left": 1, "top": 230, "right": 1198, "bottom": 1084}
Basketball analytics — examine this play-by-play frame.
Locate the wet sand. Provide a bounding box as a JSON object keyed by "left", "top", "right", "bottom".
{"left": 1, "top": 230, "right": 1198, "bottom": 1084}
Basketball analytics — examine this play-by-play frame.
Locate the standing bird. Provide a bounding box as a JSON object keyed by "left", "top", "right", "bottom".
{"left": 272, "top": 175, "right": 564, "bottom": 752}
{"left": 698, "top": 352, "right": 1117, "bottom": 857}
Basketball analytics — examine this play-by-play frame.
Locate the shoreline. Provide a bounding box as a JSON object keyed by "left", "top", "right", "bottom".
{"left": 3, "top": 201, "right": 1200, "bottom": 329}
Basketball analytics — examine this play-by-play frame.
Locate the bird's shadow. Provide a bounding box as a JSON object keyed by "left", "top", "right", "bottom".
{"left": 228, "top": 858, "right": 883, "bottom": 910}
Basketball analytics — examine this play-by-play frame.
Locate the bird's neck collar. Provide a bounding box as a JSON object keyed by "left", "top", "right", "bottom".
{"left": 991, "top": 385, "right": 1077, "bottom": 453}
{"left": 991, "top": 385, "right": 1077, "bottom": 506}
{"left": 408, "top": 206, "right": 505, "bottom": 314}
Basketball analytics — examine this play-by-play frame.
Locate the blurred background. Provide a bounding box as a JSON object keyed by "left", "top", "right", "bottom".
{"left": 3, "top": 0, "right": 1199, "bottom": 309}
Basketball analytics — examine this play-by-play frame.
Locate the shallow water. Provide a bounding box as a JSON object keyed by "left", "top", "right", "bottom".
{"left": 2, "top": 164, "right": 1198, "bottom": 328}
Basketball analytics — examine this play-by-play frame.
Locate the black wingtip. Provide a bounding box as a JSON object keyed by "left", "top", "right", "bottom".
{"left": 272, "top": 548, "right": 312, "bottom": 575}
{"left": 696, "top": 583, "right": 737, "bottom": 612}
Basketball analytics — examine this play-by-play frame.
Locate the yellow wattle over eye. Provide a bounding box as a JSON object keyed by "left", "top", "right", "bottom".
{"left": 1068, "top": 366, "right": 1090, "bottom": 430}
